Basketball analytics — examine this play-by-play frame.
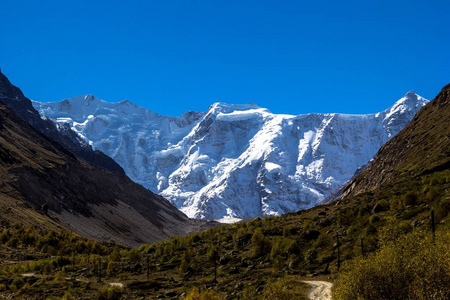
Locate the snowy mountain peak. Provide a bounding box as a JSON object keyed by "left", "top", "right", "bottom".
{"left": 382, "top": 92, "right": 429, "bottom": 132}
{"left": 33, "top": 92, "right": 428, "bottom": 220}
{"left": 389, "top": 91, "right": 427, "bottom": 110}
{"left": 204, "top": 102, "right": 275, "bottom": 125}
{"left": 84, "top": 94, "right": 97, "bottom": 101}
{"left": 208, "top": 102, "right": 264, "bottom": 114}
{"left": 119, "top": 99, "right": 139, "bottom": 107}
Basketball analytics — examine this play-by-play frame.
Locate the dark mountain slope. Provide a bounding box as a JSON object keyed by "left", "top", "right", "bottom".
{"left": 0, "top": 102, "right": 197, "bottom": 246}
{"left": 340, "top": 83, "right": 450, "bottom": 199}
{"left": 0, "top": 70, "right": 124, "bottom": 174}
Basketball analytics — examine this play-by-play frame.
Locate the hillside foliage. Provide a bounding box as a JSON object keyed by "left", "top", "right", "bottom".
{"left": 334, "top": 229, "right": 450, "bottom": 300}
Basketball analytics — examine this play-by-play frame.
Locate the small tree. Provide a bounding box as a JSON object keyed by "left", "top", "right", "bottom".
{"left": 207, "top": 246, "right": 219, "bottom": 282}
{"left": 179, "top": 250, "right": 190, "bottom": 275}
{"left": 106, "top": 261, "right": 114, "bottom": 277}
{"left": 127, "top": 249, "right": 141, "bottom": 263}
{"left": 110, "top": 248, "right": 121, "bottom": 262}
{"left": 251, "top": 229, "right": 271, "bottom": 257}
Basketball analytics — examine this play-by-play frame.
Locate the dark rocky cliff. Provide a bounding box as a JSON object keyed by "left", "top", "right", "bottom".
{"left": 0, "top": 70, "right": 124, "bottom": 174}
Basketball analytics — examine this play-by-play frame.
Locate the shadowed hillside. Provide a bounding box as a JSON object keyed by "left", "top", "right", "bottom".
{"left": 0, "top": 70, "right": 124, "bottom": 174}
{"left": 339, "top": 84, "right": 450, "bottom": 199}
{"left": 0, "top": 100, "right": 205, "bottom": 246}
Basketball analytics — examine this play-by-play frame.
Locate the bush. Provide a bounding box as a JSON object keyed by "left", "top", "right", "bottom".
{"left": 304, "top": 248, "right": 318, "bottom": 264}
{"left": 436, "top": 198, "right": 450, "bottom": 221}
{"left": 404, "top": 191, "right": 419, "bottom": 206}
{"left": 106, "top": 261, "right": 114, "bottom": 277}
{"left": 127, "top": 248, "right": 141, "bottom": 263}
{"left": 376, "top": 200, "right": 389, "bottom": 212}
{"left": 369, "top": 215, "right": 380, "bottom": 224}
{"left": 0, "top": 229, "right": 11, "bottom": 243}
{"left": 179, "top": 251, "right": 191, "bottom": 275}
{"left": 337, "top": 209, "right": 355, "bottom": 226}
{"left": 11, "top": 277, "right": 24, "bottom": 289}
{"left": 61, "top": 292, "right": 76, "bottom": 300}
{"left": 97, "top": 286, "right": 123, "bottom": 300}
{"left": 390, "top": 197, "right": 403, "bottom": 210}
{"left": 334, "top": 230, "right": 450, "bottom": 300}
{"left": 251, "top": 229, "right": 271, "bottom": 257}
{"left": 183, "top": 287, "right": 219, "bottom": 300}
{"left": 54, "top": 269, "right": 66, "bottom": 281}
{"left": 6, "top": 236, "right": 19, "bottom": 248}
{"left": 241, "top": 278, "right": 308, "bottom": 300}
{"left": 109, "top": 249, "right": 121, "bottom": 262}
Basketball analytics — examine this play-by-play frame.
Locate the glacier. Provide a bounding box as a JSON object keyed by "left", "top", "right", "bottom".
{"left": 32, "top": 91, "right": 428, "bottom": 220}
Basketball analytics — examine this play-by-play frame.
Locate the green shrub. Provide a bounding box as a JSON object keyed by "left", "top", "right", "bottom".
{"left": 390, "top": 197, "right": 403, "bottom": 210}
{"left": 304, "top": 248, "right": 318, "bottom": 264}
{"left": 0, "top": 229, "right": 11, "bottom": 243}
{"left": 283, "top": 224, "right": 298, "bottom": 237}
{"left": 369, "top": 215, "right": 380, "bottom": 224}
{"left": 436, "top": 198, "right": 450, "bottom": 221}
{"left": 404, "top": 191, "right": 419, "bottom": 206}
{"left": 376, "top": 200, "right": 389, "bottom": 212}
{"left": 241, "top": 278, "right": 308, "bottom": 300}
{"left": 54, "top": 269, "right": 66, "bottom": 281}
{"left": 11, "top": 277, "right": 24, "bottom": 289}
{"left": 9, "top": 284, "right": 17, "bottom": 292}
{"left": 106, "top": 261, "right": 114, "bottom": 277}
{"left": 183, "top": 287, "right": 219, "bottom": 300}
{"left": 109, "top": 249, "right": 121, "bottom": 262}
{"left": 61, "top": 292, "right": 76, "bottom": 300}
{"left": 97, "top": 286, "right": 123, "bottom": 300}
{"left": 19, "top": 283, "right": 32, "bottom": 293}
{"left": 337, "top": 209, "right": 355, "bottom": 226}
{"left": 334, "top": 230, "right": 450, "bottom": 300}
{"left": 251, "top": 229, "right": 271, "bottom": 257}
{"left": 179, "top": 250, "right": 191, "bottom": 275}
{"left": 6, "top": 236, "right": 19, "bottom": 248}
{"left": 127, "top": 248, "right": 141, "bottom": 263}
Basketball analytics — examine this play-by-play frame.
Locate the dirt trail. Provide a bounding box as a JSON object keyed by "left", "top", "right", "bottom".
{"left": 108, "top": 282, "right": 124, "bottom": 288}
{"left": 303, "top": 281, "right": 333, "bottom": 300}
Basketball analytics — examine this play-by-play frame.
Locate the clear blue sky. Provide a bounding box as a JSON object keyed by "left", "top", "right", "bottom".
{"left": 0, "top": 0, "right": 448, "bottom": 116}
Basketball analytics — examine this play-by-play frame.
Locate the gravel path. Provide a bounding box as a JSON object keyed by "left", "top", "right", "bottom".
{"left": 108, "top": 282, "right": 124, "bottom": 288}
{"left": 303, "top": 281, "right": 333, "bottom": 300}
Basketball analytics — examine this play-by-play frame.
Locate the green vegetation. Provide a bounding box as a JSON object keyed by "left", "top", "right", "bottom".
{"left": 334, "top": 229, "right": 450, "bottom": 300}
{"left": 0, "top": 170, "right": 448, "bottom": 299}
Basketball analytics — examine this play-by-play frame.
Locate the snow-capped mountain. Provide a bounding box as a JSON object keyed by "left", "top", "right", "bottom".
{"left": 33, "top": 91, "right": 428, "bottom": 220}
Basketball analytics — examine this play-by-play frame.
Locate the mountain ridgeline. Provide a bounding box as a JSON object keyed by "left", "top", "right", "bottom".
{"left": 33, "top": 90, "right": 428, "bottom": 220}
{"left": 0, "top": 71, "right": 124, "bottom": 174}
{"left": 338, "top": 84, "right": 450, "bottom": 199}
{"left": 0, "top": 71, "right": 202, "bottom": 247}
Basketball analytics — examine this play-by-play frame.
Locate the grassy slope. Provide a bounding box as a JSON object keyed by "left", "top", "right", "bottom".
{"left": 1, "top": 166, "right": 447, "bottom": 299}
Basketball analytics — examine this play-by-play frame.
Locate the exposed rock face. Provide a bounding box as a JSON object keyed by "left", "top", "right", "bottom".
{"left": 337, "top": 84, "right": 450, "bottom": 200}
{"left": 0, "top": 71, "right": 124, "bottom": 174}
{"left": 33, "top": 92, "right": 428, "bottom": 219}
